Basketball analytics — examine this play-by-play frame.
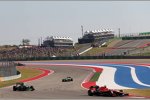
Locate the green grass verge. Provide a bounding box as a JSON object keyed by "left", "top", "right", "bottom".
{"left": 0, "top": 67, "right": 43, "bottom": 88}
{"left": 90, "top": 72, "right": 101, "bottom": 82}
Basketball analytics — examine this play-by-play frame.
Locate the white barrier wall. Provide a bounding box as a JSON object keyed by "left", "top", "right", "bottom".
{"left": 0, "top": 73, "right": 21, "bottom": 81}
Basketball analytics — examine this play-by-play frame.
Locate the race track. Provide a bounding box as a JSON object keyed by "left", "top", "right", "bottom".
{"left": 0, "top": 65, "right": 101, "bottom": 99}
{"left": 0, "top": 59, "right": 150, "bottom": 99}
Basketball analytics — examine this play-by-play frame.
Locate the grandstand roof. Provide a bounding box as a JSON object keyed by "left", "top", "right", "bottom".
{"left": 85, "top": 29, "right": 113, "bottom": 34}
{"left": 50, "top": 36, "right": 73, "bottom": 40}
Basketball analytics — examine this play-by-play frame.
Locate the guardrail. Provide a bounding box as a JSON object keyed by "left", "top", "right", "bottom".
{"left": 1, "top": 56, "right": 150, "bottom": 61}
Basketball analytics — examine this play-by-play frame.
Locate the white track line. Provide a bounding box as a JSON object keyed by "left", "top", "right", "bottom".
{"left": 24, "top": 63, "right": 150, "bottom": 89}
{"left": 130, "top": 67, "right": 150, "bottom": 87}
{"left": 27, "top": 63, "right": 133, "bottom": 89}
{"left": 95, "top": 66, "right": 133, "bottom": 89}
{"left": 125, "top": 65, "right": 150, "bottom": 87}
{"left": 113, "top": 64, "right": 150, "bottom": 87}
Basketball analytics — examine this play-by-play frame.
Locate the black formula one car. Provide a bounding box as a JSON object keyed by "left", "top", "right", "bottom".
{"left": 13, "top": 82, "right": 35, "bottom": 91}
{"left": 15, "top": 62, "right": 25, "bottom": 66}
{"left": 62, "top": 77, "right": 73, "bottom": 82}
{"left": 88, "top": 85, "right": 129, "bottom": 97}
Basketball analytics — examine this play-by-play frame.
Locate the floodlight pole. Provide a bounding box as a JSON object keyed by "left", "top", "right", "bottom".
{"left": 81, "top": 25, "right": 84, "bottom": 37}
{"left": 118, "top": 28, "right": 120, "bottom": 38}
{"left": 38, "top": 38, "right": 40, "bottom": 46}
{"left": 40, "top": 37, "right": 42, "bottom": 46}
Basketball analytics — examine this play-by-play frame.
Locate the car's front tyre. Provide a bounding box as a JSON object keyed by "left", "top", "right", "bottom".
{"left": 88, "top": 90, "right": 93, "bottom": 96}
{"left": 30, "top": 86, "right": 35, "bottom": 91}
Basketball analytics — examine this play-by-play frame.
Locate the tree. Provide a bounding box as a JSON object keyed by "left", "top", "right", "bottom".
{"left": 22, "top": 39, "right": 30, "bottom": 45}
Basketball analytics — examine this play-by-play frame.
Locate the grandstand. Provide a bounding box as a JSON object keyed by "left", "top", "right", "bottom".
{"left": 78, "top": 29, "right": 114, "bottom": 44}
{"left": 2, "top": 31, "right": 150, "bottom": 60}
{"left": 42, "top": 36, "right": 73, "bottom": 47}
{"left": 100, "top": 31, "right": 150, "bottom": 56}
{"left": 122, "top": 32, "right": 150, "bottom": 40}
{"left": 74, "top": 29, "right": 114, "bottom": 55}
{"left": 139, "top": 32, "right": 150, "bottom": 36}
{"left": 100, "top": 39, "right": 150, "bottom": 56}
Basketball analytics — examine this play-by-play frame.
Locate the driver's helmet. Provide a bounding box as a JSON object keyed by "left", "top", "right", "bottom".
{"left": 95, "top": 85, "right": 99, "bottom": 90}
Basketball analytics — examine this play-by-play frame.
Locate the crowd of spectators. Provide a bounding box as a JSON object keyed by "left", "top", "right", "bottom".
{"left": 0, "top": 46, "right": 75, "bottom": 60}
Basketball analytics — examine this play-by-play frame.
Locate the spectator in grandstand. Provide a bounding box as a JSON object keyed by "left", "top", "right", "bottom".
{"left": 0, "top": 46, "right": 74, "bottom": 60}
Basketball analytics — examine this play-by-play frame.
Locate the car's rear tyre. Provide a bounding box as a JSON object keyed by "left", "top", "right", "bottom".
{"left": 13, "top": 86, "right": 17, "bottom": 91}
{"left": 88, "top": 90, "right": 93, "bottom": 96}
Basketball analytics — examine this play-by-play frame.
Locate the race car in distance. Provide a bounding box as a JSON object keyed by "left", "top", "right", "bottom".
{"left": 62, "top": 77, "right": 73, "bottom": 82}
{"left": 88, "top": 85, "right": 129, "bottom": 97}
{"left": 15, "top": 62, "right": 25, "bottom": 66}
{"left": 13, "top": 82, "right": 35, "bottom": 91}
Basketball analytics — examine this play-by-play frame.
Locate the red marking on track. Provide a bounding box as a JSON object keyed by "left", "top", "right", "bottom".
{"left": 23, "top": 64, "right": 103, "bottom": 89}
{"left": 21, "top": 63, "right": 150, "bottom": 98}
{"left": 19, "top": 68, "right": 53, "bottom": 83}
{"left": 90, "top": 67, "right": 103, "bottom": 72}
{"left": 81, "top": 64, "right": 150, "bottom": 98}
{"left": 138, "top": 64, "right": 150, "bottom": 67}
{"left": 82, "top": 82, "right": 96, "bottom": 89}
{"left": 81, "top": 66, "right": 103, "bottom": 89}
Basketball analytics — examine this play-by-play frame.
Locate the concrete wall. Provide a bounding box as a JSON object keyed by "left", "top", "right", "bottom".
{"left": 0, "top": 73, "right": 21, "bottom": 81}
{"left": 0, "top": 61, "right": 17, "bottom": 77}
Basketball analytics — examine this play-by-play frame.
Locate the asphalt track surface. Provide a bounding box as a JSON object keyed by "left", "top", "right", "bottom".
{"left": 0, "top": 65, "right": 100, "bottom": 99}
{"left": 0, "top": 59, "right": 150, "bottom": 99}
